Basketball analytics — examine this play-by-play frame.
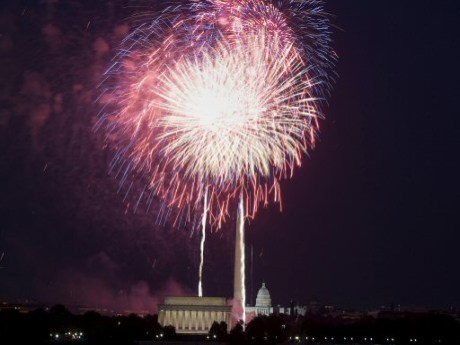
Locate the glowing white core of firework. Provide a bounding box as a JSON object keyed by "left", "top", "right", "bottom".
{"left": 155, "top": 36, "right": 312, "bottom": 184}
{"left": 192, "top": 89, "right": 248, "bottom": 129}
{"left": 198, "top": 188, "right": 208, "bottom": 297}
{"left": 163, "top": 61, "right": 263, "bottom": 132}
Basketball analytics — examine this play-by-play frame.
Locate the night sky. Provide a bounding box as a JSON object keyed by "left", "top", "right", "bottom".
{"left": 1, "top": 1, "right": 459, "bottom": 312}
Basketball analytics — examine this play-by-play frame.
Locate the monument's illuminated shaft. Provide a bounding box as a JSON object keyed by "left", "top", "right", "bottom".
{"left": 233, "top": 194, "right": 246, "bottom": 324}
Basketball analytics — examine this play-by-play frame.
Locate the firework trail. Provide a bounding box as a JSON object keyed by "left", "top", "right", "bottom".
{"left": 99, "top": 0, "right": 335, "bottom": 321}
{"left": 198, "top": 187, "right": 208, "bottom": 297}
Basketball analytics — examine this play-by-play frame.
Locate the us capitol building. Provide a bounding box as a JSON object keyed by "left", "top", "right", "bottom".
{"left": 245, "top": 282, "right": 306, "bottom": 318}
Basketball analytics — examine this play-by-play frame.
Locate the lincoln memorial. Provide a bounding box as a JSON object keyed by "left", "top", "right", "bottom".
{"left": 158, "top": 296, "right": 232, "bottom": 334}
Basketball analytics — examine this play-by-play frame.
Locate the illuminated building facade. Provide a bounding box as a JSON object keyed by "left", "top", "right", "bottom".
{"left": 246, "top": 282, "right": 307, "bottom": 318}
{"left": 158, "top": 296, "right": 231, "bottom": 334}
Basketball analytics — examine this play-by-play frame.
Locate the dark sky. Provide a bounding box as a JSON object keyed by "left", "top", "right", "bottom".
{"left": 1, "top": 0, "right": 459, "bottom": 312}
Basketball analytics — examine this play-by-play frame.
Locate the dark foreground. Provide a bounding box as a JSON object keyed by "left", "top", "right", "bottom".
{"left": 1, "top": 305, "right": 460, "bottom": 344}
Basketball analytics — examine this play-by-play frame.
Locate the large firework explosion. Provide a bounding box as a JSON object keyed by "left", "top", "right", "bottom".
{"left": 98, "top": 0, "right": 335, "bottom": 227}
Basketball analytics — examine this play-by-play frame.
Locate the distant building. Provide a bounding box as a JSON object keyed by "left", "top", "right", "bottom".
{"left": 246, "top": 282, "right": 307, "bottom": 318}
{"left": 246, "top": 282, "right": 271, "bottom": 317}
{"left": 158, "top": 296, "right": 231, "bottom": 334}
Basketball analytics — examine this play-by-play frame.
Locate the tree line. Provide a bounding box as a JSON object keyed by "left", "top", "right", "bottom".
{"left": 1, "top": 305, "right": 459, "bottom": 344}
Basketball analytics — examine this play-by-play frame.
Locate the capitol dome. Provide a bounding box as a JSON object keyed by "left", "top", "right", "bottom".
{"left": 255, "top": 282, "right": 272, "bottom": 307}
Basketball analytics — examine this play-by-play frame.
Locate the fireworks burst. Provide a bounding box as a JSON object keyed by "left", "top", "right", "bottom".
{"left": 99, "top": 0, "right": 335, "bottom": 226}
